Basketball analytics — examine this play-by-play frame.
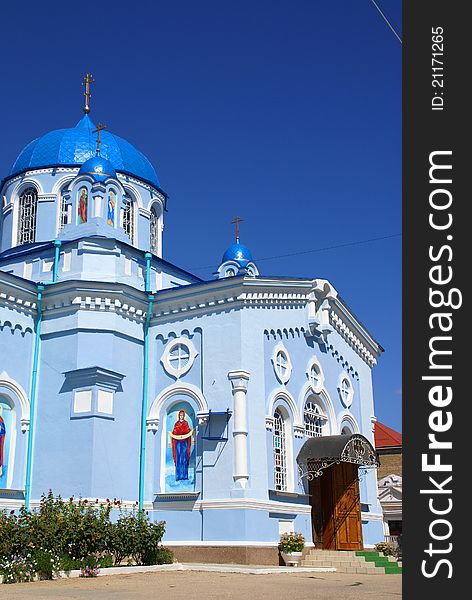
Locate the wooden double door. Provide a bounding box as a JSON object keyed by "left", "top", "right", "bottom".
{"left": 310, "top": 462, "right": 363, "bottom": 550}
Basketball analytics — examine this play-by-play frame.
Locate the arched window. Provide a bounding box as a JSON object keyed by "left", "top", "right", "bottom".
{"left": 150, "top": 206, "right": 159, "bottom": 255}
{"left": 304, "top": 401, "right": 327, "bottom": 438}
{"left": 123, "top": 197, "right": 135, "bottom": 244}
{"left": 17, "top": 188, "right": 38, "bottom": 245}
{"left": 339, "top": 376, "right": 353, "bottom": 408}
{"left": 58, "top": 188, "right": 71, "bottom": 231}
{"left": 273, "top": 409, "right": 287, "bottom": 491}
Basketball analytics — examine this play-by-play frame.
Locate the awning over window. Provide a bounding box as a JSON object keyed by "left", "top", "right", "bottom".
{"left": 297, "top": 433, "right": 379, "bottom": 480}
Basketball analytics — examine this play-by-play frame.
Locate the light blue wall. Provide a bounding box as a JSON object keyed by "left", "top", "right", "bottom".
{"left": 0, "top": 168, "right": 384, "bottom": 547}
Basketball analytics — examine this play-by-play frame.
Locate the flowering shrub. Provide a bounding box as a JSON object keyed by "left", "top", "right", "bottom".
{"left": 0, "top": 555, "right": 35, "bottom": 584}
{"left": 79, "top": 555, "right": 100, "bottom": 578}
{"left": 278, "top": 532, "right": 305, "bottom": 553}
{"left": 0, "top": 491, "right": 173, "bottom": 584}
{"left": 374, "top": 541, "right": 400, "bottom": 557}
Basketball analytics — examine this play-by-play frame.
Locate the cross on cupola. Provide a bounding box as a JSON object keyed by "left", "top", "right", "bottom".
{"left": 92, "top": 122, "right": 107, "bottom": 155}
{"left": 82, "top": 73, "right": 94, "bottom": 114}
{"left": 230, "top": 215, "right": 244, "bottom": 243}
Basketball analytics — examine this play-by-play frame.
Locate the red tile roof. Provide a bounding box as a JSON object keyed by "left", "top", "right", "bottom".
{"left": 374, "top": 421, "right": 402, "bottom": 448}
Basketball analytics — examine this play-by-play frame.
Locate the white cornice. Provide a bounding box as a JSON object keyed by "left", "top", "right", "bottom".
{"left": 152, "top": 497, "right": 312, "bottom": 514}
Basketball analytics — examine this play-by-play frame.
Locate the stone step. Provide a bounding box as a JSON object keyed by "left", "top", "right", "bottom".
{"left": 302, "top": 561, "right": 378, "bottom": 569}
{"left": 303, "top": 558, "right": 378, "bottom": 565}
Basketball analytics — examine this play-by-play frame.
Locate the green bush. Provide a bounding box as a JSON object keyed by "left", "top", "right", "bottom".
{"left": 32, "top": 549, "right": 61, "bottom": 580}
{"left": 0, "top": 492, "right": 170, "bottom": 583}
{"left": 107, "top": 509, "right": 167, "bottom": 566}
{"left": 153, "top": 546, "right": 175, "bottom": 565}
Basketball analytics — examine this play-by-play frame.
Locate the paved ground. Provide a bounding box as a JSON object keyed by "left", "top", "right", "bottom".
{"left": 1, "top": 569, "right": 402, "bottom": 599}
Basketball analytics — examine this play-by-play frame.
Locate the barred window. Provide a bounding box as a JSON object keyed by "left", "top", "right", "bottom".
{"left": 123, "top": 198, "right": 135, "bottom": 244}
{"left": 273, "top": 410, "right": 287, "bottom": 491}
{"left": 59, "top": 192, "right": 70, "bottom": 231}
{"left": 17, "top": 188, "right": 38, "bottom": 245}
{"left": 150, "top": 206, "right": 159, "bottom": 254}
{"left": 304, "top": 401, "right": 327, "bottom": 438}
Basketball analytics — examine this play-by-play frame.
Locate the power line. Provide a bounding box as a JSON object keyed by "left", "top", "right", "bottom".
{"left": 188, "top": 233, "right": 402, "bottom": 272}
{"left": 370, "top": 0, "right": 402, "bottom": 44}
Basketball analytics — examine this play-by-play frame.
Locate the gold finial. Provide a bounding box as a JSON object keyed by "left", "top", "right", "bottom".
{"left": 82, "top": 73, "right": 95, "bottom": 114}
{"left": 92, "top": 122, "right": 107, "bottom": 154}
{"left": 230, "top": 215, "right": 244, "bottom": 242}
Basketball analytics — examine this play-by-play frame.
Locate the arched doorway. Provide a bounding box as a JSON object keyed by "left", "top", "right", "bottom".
{"left": 298, "top": 434, "right": 378, "bottom": 551}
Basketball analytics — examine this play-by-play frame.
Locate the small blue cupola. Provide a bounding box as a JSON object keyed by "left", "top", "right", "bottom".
{"left": 216, "top": 239, "right": 259, "bottom": 279}
{"left": 78, "top": 155, "right": 117, "bottom": 183}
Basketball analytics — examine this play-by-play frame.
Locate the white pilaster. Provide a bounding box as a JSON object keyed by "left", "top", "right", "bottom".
{"left": 228, "top": 370, "right": 251, "bottom": 489}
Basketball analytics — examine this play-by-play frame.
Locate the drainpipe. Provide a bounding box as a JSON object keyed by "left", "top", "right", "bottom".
{"left": 138, "top": 252, "right": 154, "bottom": 511}
{"left": 144, "top": 252, "right": 152, "bottom": 292}
{"left": 24, "top": 284, "right": 44, "bottom": 510}
{"left": 52, "top": 240, "right": 62, "bottom": 283}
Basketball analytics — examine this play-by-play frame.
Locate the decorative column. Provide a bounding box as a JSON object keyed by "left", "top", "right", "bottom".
{"left": 228, "top": 370, "right": 250, "bottom": 489}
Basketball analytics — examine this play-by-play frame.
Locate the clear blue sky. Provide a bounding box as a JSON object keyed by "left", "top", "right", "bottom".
{"left": 0, "top": 1, "right": 402, "bottom": 431}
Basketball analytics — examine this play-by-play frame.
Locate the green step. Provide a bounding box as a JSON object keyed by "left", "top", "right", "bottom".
{"left": 384, "top": 565, "right": 403, "bottom": 574}
{"left": 354, "top": 551, "right": 402, "bottom": 573}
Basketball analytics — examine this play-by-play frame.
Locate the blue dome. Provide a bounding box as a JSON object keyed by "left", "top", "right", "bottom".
{"left": 9, "top": 115, "right": 160, "bottom": 187}
{"left": 222, "top": 242, "right": 253, "bottom": 266}
{"left": 78, "top": 155, "right": 116, "bottom": 182}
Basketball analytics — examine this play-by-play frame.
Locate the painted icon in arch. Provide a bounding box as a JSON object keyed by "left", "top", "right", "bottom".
{"left": 78, "top": 187, "right": 88, "bottom": 224}
{"left": 165, "top": 402, "right": 196, "bottom": 492}
{"left": 107, "top": 190, "right": 116, "bottom": 226}
{"left": 0, "top": 401, "right": 14, "bottom": 488}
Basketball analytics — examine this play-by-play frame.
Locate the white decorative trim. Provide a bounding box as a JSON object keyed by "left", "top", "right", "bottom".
{"left": 266, "top": 388, "right": 302, "bottom": 429}
{"left": 337, "top": 411, "right": 360, "bottom": 434}
{"left": 147, "top": 382, "right": 209, "bottom": 432}
{"left": 361, "top": 512, "right": 384, "bottom": 522}
{"left": 153, "top": 497, "right": 312, "bottom": 514}
{"left": 228, "top": 370, "right": 250, "bottom": 392}
{"left": 0, "top": 371, "right": 31, "bottom": 432}
{"left": 271, "top": 342, "right": 292, "bottom": 385}
{"left": 162, "top": 541, "right": 316, "bottom": 547}
{"left": 298, "top": 385, "right": 337, "bottom": 436}
{"left": 160, "top": 337, "right": 198, "bottom": 379}
{"left": 305, "top": 356, "right": 324, "bottom": 394}
{"left": 330, "top": 311, "right": 377, "bottom": 366}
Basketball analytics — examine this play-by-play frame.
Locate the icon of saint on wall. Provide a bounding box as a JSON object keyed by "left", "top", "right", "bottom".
{"left": 169, "top": 409, "right": 193, "bottom": 481}
{"left": 78, "top": 187, "right": 88, "bottom": 224}
{"left": 107, "top": 190, "right": 115, "bottom": 226}
{"left": 0, "top": 405, "right": 5, "bottom": 480}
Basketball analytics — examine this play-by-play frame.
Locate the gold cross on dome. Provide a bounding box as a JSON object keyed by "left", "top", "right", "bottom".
{"left": 92, "top": 122, "right": 107, "bottom": 154}
{"left": 230, "top": 215, "right": 244, "bottom": 242}
{"left": 82, "top": 73, "right": 95, "bottom": 114}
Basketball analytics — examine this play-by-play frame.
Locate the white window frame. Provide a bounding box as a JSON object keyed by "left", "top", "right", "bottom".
{"left": 150, "top": 205, "right": 159, "bottom": 255}
{"left": 338, "top": 372, "right": 354, "bottom": 408}
{"left": 306, "top": 356, "right": 324, "bottom": 394}
{"left": 273, "top": 409, "right": 288, "bottom": 491}
{"left": 123, "top": 196, "right": 136, "bottom": 244}
{"left": 161, "top": 338, "right": 198, "bottom": 379}
{"left": 17, "top": 187, "right": 38, "bottom": 245}
{"left": 271, "top": 342, "right": 292, "bottom": 385}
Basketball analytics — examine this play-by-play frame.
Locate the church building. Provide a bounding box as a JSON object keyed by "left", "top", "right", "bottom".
{"left": 0, "top": 77, "right": 384, "bottom": 564}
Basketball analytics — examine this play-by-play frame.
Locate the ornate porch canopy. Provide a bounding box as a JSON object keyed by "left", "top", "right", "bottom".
{"left": 297, "top": 433, "right": 379, "bottom": 481}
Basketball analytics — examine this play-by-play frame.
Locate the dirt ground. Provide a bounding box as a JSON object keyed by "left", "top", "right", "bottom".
{"left": 1, "top": 570, "right": 401, "bottom": 600}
